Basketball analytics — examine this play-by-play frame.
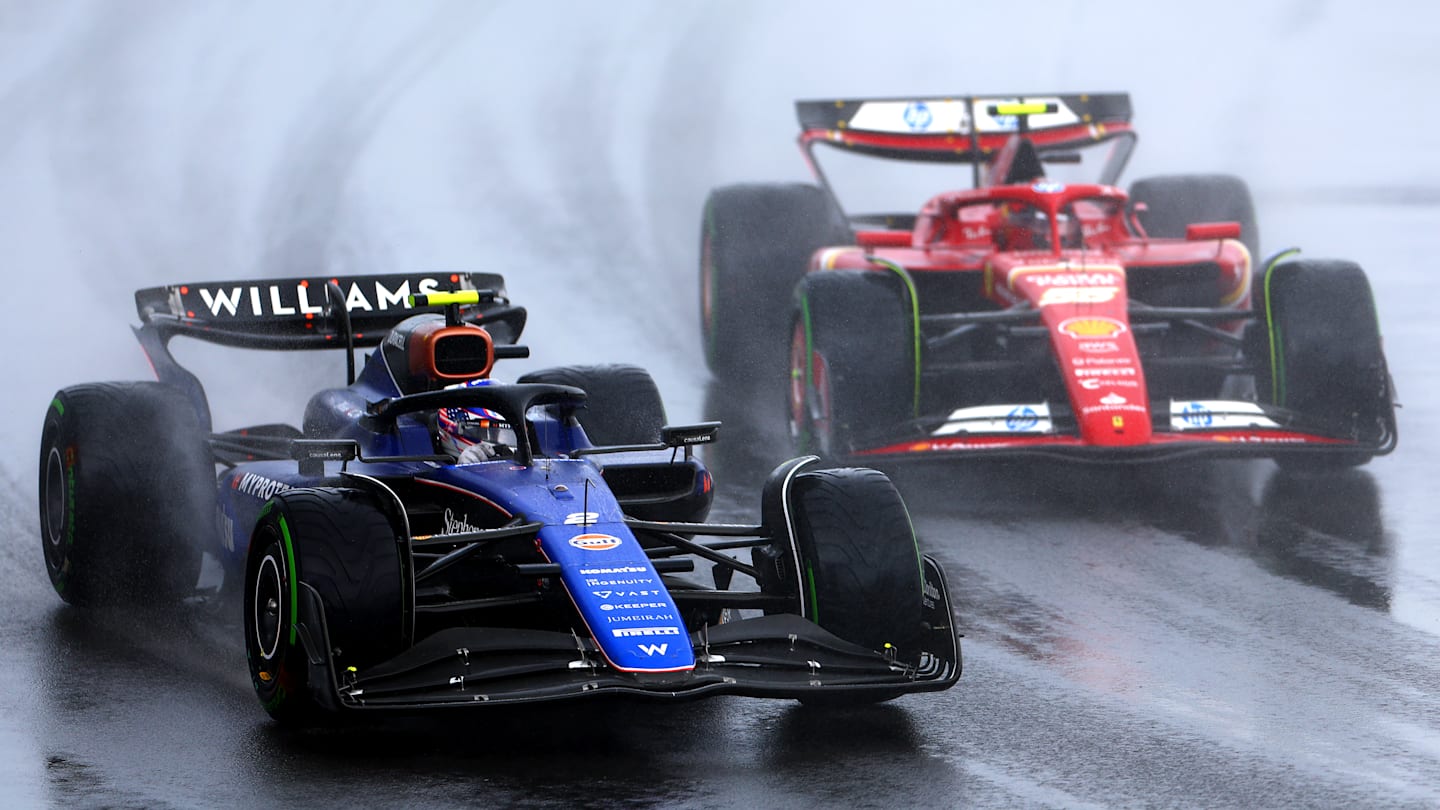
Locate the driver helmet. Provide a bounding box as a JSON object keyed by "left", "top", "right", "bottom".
{"left": 997, "top": 203, "right": 1050, "bottom": 250}
{"left": 436, "top": 379, "right": 518, "bottom": 463}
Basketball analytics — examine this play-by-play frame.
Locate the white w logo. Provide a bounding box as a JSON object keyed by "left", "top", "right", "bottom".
{"left": 638, "top": 643, "right": 668, "bottom": 656}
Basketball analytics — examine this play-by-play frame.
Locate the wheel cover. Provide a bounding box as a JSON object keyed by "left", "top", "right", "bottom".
{"left": 700, "top": 229, "right": 715, "bottom": 338}
{"left": 43, "top": 446, "right": 67, "bottom": 550}
{"left": 789, "top": 321, "right": 833, "bottom": 456}
{"left": 788, "top": 321, "right": 808, "bottom": 445}
{"left": 253, "top": 553, "right": 284, "bottom": 662}
{"left": 810, "top": 353, "right": 834, "bottom": 457}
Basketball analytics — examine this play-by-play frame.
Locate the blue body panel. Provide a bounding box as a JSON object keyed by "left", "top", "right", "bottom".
{"left": 216, "top": 462, "right": 315, "bottom": 568}
{"left": 421, "top": 461, "right": 695, "bottom": 672}
{"left": 215, "top": 351, "right": 696, "bottom": 672}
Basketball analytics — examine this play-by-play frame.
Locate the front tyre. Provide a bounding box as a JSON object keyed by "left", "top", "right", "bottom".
{"left": 789, "top": 270, "right": 914, "bottom": 459}
{"left": 789, "top": 468, "right": 924, "bottom": 665}
{"left": 245, "top": 530, "right": 312, "bottom": 725}
{"left": 245, "top": 488, "right": 408, "bottom": 725}
{"left": 755, "top": 463, "right": 926, "bottom": 704}
{"left": 1249, "top": 258, "right": 1395, "bottom": 470}
{"left": 38, "top": 382, "right": 212, "bottom": 606}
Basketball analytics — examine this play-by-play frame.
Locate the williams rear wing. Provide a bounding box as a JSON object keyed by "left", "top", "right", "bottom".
{"left": 134, "top": 272, "right": 525, "bottom": 349}
{"left": 133, "top": 272, "right": 527, "bottom": 432}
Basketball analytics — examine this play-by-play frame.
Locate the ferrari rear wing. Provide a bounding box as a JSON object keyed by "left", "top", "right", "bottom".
{"left": 796, "top": 93, "right": 1133, "bottom": 162}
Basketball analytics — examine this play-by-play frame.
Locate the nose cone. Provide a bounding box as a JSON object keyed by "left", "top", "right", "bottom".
{"left": 1004, "top": 262, "right": 1152, "bottom": 446}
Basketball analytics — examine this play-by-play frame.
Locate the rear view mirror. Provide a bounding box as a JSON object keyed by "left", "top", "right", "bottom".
{"left": 1186, "top": 221, "right": 1243, "bottom": 241}
{"left": 662, "top": 422, "right": 720, "bottom": 449}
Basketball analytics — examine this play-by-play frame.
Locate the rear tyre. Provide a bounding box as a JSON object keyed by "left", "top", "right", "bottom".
{"left": 38, "top": 382, "right": 212, "bottom": 606}
{"left": 245, "top": 488, "right": 407, "bottom": 725}
{"left": 1129, "top": 174, "right": 1259, "bottom": 260}
{"left": 1249, "top": 259, "right": 1394, "bottom": 470}
{"left": 518, "top": 364, "right": 666, "bottom": 445}
{"left": 701, "top": 183, "right": 852, "bottom": 383}
{"left": 789, "top": 270, "right": 914, "bottom": 459}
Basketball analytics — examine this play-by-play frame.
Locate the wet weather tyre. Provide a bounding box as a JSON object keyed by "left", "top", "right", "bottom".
{"left": 519, "top": 364, "right": 667, "bottom": 445}
{"left": 790, "top": 270, "right": 914, "bottom": 458}
{"left": 38, "top": 382, "right": 212, "bottom": 606}
{"left": 790, "top": 468, "right": 924, "bottom": 687}
{"left": 245, "top": 488, "right": 407, "bottom": 725}
{"left": 1250, "top": 259, "right": 1394, "bottom": 470}
{"left": 701, "top": 183, "right": 852, "bottom": 383}
{"left": 1129, "top": 174, "right": 1259, "bottom": 260}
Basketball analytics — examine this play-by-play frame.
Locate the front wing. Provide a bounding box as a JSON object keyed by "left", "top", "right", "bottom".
{"left": 849, "top": 399, "right": 1398, "bottom": 464}
{"left": 293, "top": 557, "right": 961, "bottom": 711}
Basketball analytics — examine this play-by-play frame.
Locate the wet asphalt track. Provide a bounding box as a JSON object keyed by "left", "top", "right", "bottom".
{"left": 3, "top": 3, "right": 1440, "bottom": 808}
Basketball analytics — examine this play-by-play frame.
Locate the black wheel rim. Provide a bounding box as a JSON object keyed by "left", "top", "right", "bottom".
{"left": 789, "top": 321, "right": 834, "bottom": 455}
{"left": 789, "top": 330, "right": 834, "bottom": 457}
{"left": 253, "top": 552, "right": 284, "bottom": 661}
{"left": 788, "top": 321, "right": 808, "bottom": 449}
{"left": 701, "top": 226, "right": 720, "bottom": 366}
{"left": 701, "top": 229, "right": 715, "bottom": 336}
{"left": 43, "top": 447, "right": 67, "bottom": 551}
{"left": 812, "top": 353, "right": 835, "bottom": 458}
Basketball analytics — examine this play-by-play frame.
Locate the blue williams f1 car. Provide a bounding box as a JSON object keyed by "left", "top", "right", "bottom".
{"left": 38, "top": 272, "right": 959, "bottom": 723}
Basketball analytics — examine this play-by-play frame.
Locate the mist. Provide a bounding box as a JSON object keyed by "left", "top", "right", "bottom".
{"left": 3, "top": 1, "right": 1433, "bottom": 460}
{"left": 2, "top": 3, "right": 1439, "bottom": 805}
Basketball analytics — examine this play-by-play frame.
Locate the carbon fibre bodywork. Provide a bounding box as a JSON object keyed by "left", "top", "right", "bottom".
{"left": 761, "top": 95, "right": 1398, "bottom": 466}
{"left": 121, "top": 273, "right": 959, "bottom": 712}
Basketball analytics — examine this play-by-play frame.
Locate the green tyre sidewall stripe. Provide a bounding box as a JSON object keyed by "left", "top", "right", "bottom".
{"left": 867, "top": 258, "right": 922, "bottom": 417}
{"left": 799, "top": 292, "right": 816, "bottom": 453}
{"left": 1262, "top": 248, "right": 1301, "bottom": 405}
{"left": 805, "top": 562, "right": 820, "bottom": 624}
{"left": 277, "top": 513, "right": 300, "bottom": 647}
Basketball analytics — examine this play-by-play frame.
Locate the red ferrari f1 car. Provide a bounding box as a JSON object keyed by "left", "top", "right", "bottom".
{"left": 700, "top": 93, "right": 1396, "bottom": 468}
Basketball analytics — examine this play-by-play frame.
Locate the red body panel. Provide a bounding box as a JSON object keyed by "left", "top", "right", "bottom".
{"left": 770, "top": 94, "right": 1390, "bottom": 464}
{"left": 804, "top": 179, "right": 1267, "bottom": 457}
{"left": 998, "top": 258, "right": 1149, "bottom": 446}
{"left": 860, "top": 428, "right": 1352, "bottom": 459}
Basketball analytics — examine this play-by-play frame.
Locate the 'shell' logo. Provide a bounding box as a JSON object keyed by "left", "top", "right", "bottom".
{"left": 1059, "top": 317, "right": 1127, "bottom": 338}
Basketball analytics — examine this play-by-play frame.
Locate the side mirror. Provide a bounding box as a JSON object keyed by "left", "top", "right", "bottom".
{"left": 1185, "top": 221, "right": 1243, "bottom": 241}
{"left": 291, "top": 439, "right": 360, "bottom": 476}
{"left": 1128, "top": 201, "right": 1150, "bottom": 240}
{"left": 569, "top": 421, "right": 721, "bottom": 459}
{"left": 661, "top": 422, "right": 721, "bottom": 460}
